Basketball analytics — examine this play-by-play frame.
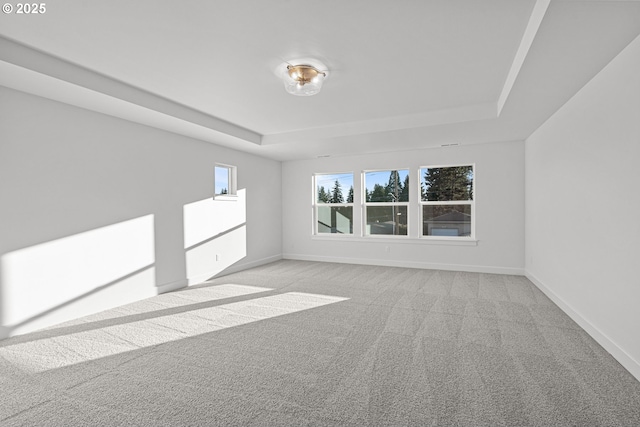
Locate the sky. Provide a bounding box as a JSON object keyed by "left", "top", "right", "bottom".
{"left": 215, "top": 166, "right": 229, "bottom": 194}
{"left": 315, "top": 173, "right": 353, "bottom": 193}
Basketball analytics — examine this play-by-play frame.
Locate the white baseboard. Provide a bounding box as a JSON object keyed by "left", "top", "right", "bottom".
{"left": 187, "top": 254, "right": 284, "bottom": 285}
{"left": 525, "top": 270, "right": 640, "bottom": 382}
{"left": 156, "top": 278, "right": 187, "bottom": 294}
{"left": 283, "top": 253, "right": 524, "bottom": 275}
{"left": 187, "top": 272, "right": 216, "bottom": 286}
{"left": 216, "top": 254, "right": 283, "bottom": 276}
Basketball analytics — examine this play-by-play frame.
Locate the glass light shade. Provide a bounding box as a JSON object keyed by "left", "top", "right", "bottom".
{"left": 283, "top": 64, "right": 325, "bottom": 96}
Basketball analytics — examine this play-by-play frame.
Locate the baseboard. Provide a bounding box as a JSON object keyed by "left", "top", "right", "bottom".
{"left": 525, "top": 270, "right": 640, "bottom": 382}
{"left": 215, "top": 254, "right": 283, "bottom": 276}
{"left": 188, "top": 254, "right": 284, "bottom": 284}
{"left": 283, "top": 253, "right": 524, "bottom": 275}
{"left": 156, "top": 278, "right": 187, "bottom": 294}
{"left": 187, "top": 272, "right": 214, "bottom": 286}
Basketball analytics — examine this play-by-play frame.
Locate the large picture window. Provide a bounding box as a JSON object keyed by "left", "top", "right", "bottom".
{"left": 314, "top": 172, "right": 354, "bottom": 234}
{"left": 420, "top": 165, "right": 474, "bottom": 237}
{"left": 364, "top": 169, "right": 409, "bottom": 236}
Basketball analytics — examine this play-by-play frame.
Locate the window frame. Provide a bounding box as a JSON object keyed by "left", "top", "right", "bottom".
{"left": 214, "top": 163, "right": 237, "bottom": 200}
{"left": 312, "top": 171, "right": 355, "bottom": 236}
{"left": 418, "top": 163, "right": 475, "bottom": 240}
{"left": 362, "top": 168, "right": 411, "bottom": 238}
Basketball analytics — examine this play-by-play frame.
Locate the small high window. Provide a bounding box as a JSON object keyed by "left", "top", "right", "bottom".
{"left": 215, "top": 164, "right": 237, "bottom": 198}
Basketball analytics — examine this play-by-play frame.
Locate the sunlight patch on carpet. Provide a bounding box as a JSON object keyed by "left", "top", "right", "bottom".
{"left": 0, "top": 289, "right": 348, "bottom": 373}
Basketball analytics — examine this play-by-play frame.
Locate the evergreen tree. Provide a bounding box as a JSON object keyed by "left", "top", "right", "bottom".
{"left": 385, "top": 170, "right": 402, "bottom": 202}
{"left": 399, "top": 175, "right": 410, "bottom": 202}
{"left": 317, "top": 185, "right": 329, "bottom": 203}
{"left": 364, "top": 188, "right": 370, "bottom": 202}
{"left": 423, "top": 166, "right": 473, "bottom": 201}
{"left": 347, "top": 186, "right": 354, "bottom": 203}
{"left": 330, "top": 179, "right": 344, "bottom": 203}
{"left": 369, "top": 183, "right": 388, "bottom": 202}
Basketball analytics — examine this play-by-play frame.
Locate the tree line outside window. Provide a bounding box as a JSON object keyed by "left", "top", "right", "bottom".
{"left": 317, "top": 180, "right": 354, "bottom": 204}
{"left": 420, "top": 165, "right": 473, "bottom": 237}
{"left": 364, "top": 170, "right": 409, "bottom": 236}
{"left": 314, "top": 165, "right": 474, "bottom": 237}
{"left": 315, "top": 173, "right": 354, "bottom": 234}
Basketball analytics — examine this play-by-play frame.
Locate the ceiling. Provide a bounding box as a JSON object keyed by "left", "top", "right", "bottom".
{"left": 1, "top": 0, "right": 640, "bottom": 161}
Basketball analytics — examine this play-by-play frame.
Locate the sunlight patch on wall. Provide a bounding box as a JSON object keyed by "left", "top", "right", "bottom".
{"left": 183, "top": 189, "right": 247, "bottom": 284}
{"left": 1, "top": 215, "right": 156, "bottom": 335}
{"left": 0, "top": 287, "right": 348, "bottom": 373}
{"left": 185, "top": 225, "right": 246, "bottom": 284}
{"left": 183, "top": 189, "right": 246, "bottom": 248}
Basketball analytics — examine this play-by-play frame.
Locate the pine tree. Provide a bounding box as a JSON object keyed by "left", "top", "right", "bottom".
{"left": 317, "top": 185, "right": 329, "bottom": 203}
{"left": 386, "top": 170, "right": 401, "bottom": 202}
{"left": 347, "top": 186, "right": 354, "bottom": 203}
{"left": 330, "top": 180, "right": 344, "bottom": 203}
{"left": 423, "top": 166, "right": 473, "bottom": 201}
{"left": 399, "top": 175, "right": 410, "bottom": 202}
{"left": 370, "top": 183, "right": 387, "bottom": 202}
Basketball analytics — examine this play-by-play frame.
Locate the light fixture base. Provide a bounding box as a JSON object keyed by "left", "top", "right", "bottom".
{"left": 280, "top": 61, "right": 328, "bottom": 96}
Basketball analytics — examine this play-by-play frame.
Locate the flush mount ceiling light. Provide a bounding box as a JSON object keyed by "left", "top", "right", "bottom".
{"left": 283, "top": 64, "right": 327, "bottom": 96}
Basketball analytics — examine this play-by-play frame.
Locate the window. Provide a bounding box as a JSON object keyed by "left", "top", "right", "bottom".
{"left": 314, "top": 172, "right": 354, "bottom": 234}
{"left": 364, "top": 169, "right": 409, "bottom": 236}
{"left": 215, "top": 164, "right": 237, "bottom": 198}
{"left": 420, "top": 165, "right": 474, "bottom": 237}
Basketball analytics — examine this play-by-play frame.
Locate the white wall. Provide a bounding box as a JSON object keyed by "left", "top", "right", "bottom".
{"left": 282, "top": 141, "right": 525, "bottom": 274}
{"left": 525, "top": 35, "right": 640, "bottom": 379}
{"left": 0, "top": 87, "right": 282, "bottom": 338}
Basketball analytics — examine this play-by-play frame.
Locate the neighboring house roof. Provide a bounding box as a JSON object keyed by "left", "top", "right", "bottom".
{"left": 427, "top": 211, "right": 471, "bottom": 222}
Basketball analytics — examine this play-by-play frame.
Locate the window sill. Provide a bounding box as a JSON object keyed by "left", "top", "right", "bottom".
{"left": 311, "top": 235, "right": 478, "bottom": 246}
{"left": 214, "top": 195, "right": 238, "bottom": 201}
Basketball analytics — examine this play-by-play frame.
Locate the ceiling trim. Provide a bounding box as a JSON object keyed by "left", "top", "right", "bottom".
{"left": 497, "top": 0, "right": 551, "bottom": 115}
{"left": 0, "top": 36, "right": 262, "bottom": 146}
{"left": 0, "top": 60, "right": 269, "bottom": 155}
{"left": 260, "top": 102, "right": 497, "bottom": 146}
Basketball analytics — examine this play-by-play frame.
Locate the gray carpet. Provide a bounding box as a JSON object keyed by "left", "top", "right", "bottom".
{"left": 1, "top": 260, "right": 639, "bottom": 426}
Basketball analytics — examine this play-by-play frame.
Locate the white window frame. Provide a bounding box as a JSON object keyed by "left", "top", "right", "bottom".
{"left": 313, "top": 172, "right": 355, "bottom": 236}
{"left": 418, "top": 164, "right": 475, "bottom": 240}
{"left": 362, "top": 168, "right": 410, "bottom": 238}
{"left": 214, "top": 163, "right": 237, "bottom": 200}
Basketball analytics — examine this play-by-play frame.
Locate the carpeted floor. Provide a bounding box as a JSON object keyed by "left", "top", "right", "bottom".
{"left": 1, "top": 260, "right": 639, "bottom": 426}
